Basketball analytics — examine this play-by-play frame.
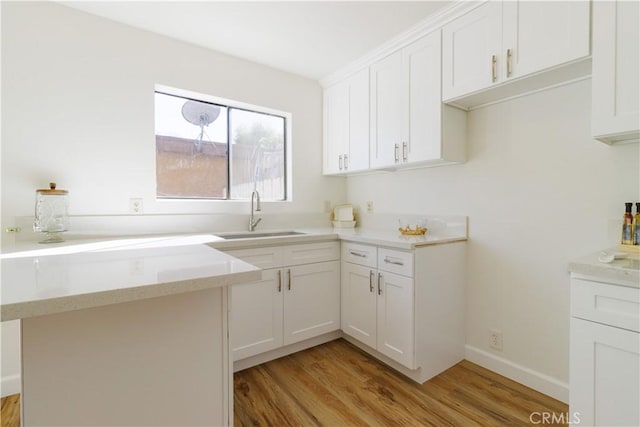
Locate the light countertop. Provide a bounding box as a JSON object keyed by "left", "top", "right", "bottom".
{"left": 1, "top": 225, "right": 468, "bottom": 321}
{"left": 1, "top": 235, "right": 261, "bottom": 321}
{"left": 204, "top": 227, "right": 468, "bottom": 251}
{"left": 331, "top": 227, "right": 467, "bottom": 249}
{"left": 569, "top": 250, "right": 640, "bottom": 287}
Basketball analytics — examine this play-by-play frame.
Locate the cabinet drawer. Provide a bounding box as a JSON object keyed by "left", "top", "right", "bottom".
{"left": 283, "top": 242, "right": 340, "bottom": 266}
{"left": 378, "top": 248, "right": 413, "bottom": 277}
{"left": 225, "top": 247, "right": 284, "bottom": 269}
{"left": 571, "top": 278, "right": 640, "bottom": 332}
{"left": 342, "top": 242, "right": 377, "bottom": 268}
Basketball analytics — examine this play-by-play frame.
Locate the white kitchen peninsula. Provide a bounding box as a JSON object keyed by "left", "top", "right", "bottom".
{"left": 1, "top": 235, "right": 261, "bottom": 426}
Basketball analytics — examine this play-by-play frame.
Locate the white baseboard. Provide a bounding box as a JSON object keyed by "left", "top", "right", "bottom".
{"left": 465, "top": 345, "right": 568, "bottom": 403}
{"left": 1, "top": 374, "right": 21, "bottom": 398}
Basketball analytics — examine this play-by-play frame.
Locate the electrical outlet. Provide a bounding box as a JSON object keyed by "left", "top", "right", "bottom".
{"left": 129, "top": 198, "right": 143, "bottom": 214}
{"left": 489, "top": 329, "right": 503, "bottom": 351}
{"left": 366, "top": 201, "right": 374, "bottom": 213}
{"left": 324, "top": 200, "right": 331, "bottom": 214}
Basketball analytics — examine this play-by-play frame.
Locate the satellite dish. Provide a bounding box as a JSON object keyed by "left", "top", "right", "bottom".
{"left": 181, "top": 100, "right": 221, "bottom": 127}
{"left": 181, "top": 100, "right": 221, "bottom": 153}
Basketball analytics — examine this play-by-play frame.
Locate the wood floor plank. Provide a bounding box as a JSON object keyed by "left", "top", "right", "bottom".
{"left": 0, "top": 394, "right": 19, "bottom": 427}
{"left": 432, "top": 361, "right": 565, "bottom": 426}
{"left": 234, "top": 364, "right": 319, "bottom": 426}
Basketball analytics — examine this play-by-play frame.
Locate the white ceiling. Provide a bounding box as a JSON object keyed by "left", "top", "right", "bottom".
{"left": 58, "top": 1, "right": 452, "bottom": 80}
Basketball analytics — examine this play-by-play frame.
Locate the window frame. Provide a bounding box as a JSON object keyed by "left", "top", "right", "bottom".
{"left": 154, "top": 84, "right": 292, "bottom": 203}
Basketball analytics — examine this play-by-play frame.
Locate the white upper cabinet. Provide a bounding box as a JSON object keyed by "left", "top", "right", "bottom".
{"left": 591, "top": 0, "right": 640, "bottom": 144}
{"left": 370, "top": 50, "right": 405, "bottom": 169}
{"left": 323, "top": 81, "right": 348, "bottom": 174}
{"left": 443, "top": 0, "right": 591, "bottom": 108}
{"left": 323, "top": 68, "right": 369, "bottom": 174}
{"left": 370, "top": 30, "right": 466, "bottom": 170}
{"left": 502, "top": 1, "right": 590, "bottom": 79}
{"left": 442, "top": 1, "right": 502, "bottom": 101}
{"left": 404, "top": 30, "right": 466, "bottom": 166}
{"left": 348, "top": 70, "right": 370, "bottom": 170}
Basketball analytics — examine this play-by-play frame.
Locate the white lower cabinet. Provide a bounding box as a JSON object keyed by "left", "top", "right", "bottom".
{"left": 341, "top": 243, "right": 415, "bottom": 369}
{"left": 341, "top": 242, "right": 464, "bottom": 378}
{"left": 341, "top": 262, "right": 377, "bottom": 348}
{"left": 228, "top": 242, "right": 340, "bottom": 361}
{"left": 376, "top": 270, "right": 414, "bottom": 368}
{"left": 284, "top": 261, "right": 340, "bottom": 345}
{"left": 342, "top": 263, "right": 414, "bottom": 368}
{"left": 231, "top": 268, "right": 283, "bottom": 360}
{"left": 570, "top": 277, "right": 640, "bottom": 426}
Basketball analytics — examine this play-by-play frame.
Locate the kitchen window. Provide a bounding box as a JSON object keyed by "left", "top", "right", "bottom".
{"left": 154, "top": 87, "right": 290, "bottom": 201}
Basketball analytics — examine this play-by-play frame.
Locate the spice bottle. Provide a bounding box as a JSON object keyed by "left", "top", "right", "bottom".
{"left": 634, "top": 202, "right": 640, "bottom": 246}
{"left": 622, "top": 202, "right": 633, "bottom": 245}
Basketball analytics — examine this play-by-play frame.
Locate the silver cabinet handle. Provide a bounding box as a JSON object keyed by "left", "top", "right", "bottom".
{"left": 394, "top": 143, "right": 400, "bottom": 163}
{"left": 277, "top": 270, "right": 282, "bottom": 292}
{"left": 384, "top": 257, "right": 404, "bottom": 266}
{"left": 491, "top": 54, "right": 497, "bottom": 83}
{"left": 506, "top": 49, "right": 512, "bottom": 77}
{"left": 369, "top": 270, "right": 374, "bottom": 293}
{"left": 349, "top": 250, "right": 367, "bottom": 258}
{"left": 377, "top": 272, "right": 383, "bottom": 295}
{"left": 338, "top": 154, "right": 343, "bottom": 170}
{"left": 344, "top": 154, "right": 349, "bottom": 170}
{"left": 402, "top": 142, "right": 408, "bottom": 162}
{"left": 287, "top": 269, "right": 291, "bottom": 290}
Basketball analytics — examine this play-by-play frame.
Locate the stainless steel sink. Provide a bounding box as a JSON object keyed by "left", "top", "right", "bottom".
{"left": 215, "top": 231, "right": 306, "bottom": 240}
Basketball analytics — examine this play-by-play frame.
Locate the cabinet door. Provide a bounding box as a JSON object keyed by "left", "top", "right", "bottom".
{"left": 403, "top": 30, "right": 443, "bottom": 164}
{"left": 341, "top": 262, "right": 377, "bottom": 349}
{"left": 347, "top": 68, "right": 370, "bottom": 172}
{"left": 570, "top": 318, "right": 640, "bottom": 426}
{"left": 502, "top": 0, "right": 590, "bottom": 80}
{"left": 283, "top": 261, "right": 340, "bottom": 346}
{"left": 376, "top": 271, "right": 415, "bottom": 369}
{"left": 442, "top": 1, "right": 502, "bottom": 100}
{"left": 323, "top": 81, "right": 349, "bottom": 174}
{"left": 323, "top": 70, "right": 370, "bottom": 174}
{"left": 370, "top": 50, "right": 405, "bottom": 168}
{"left": 231, "top": 268, "right": 284, "bottom": 361}
{"left": 591, "top": 0, "right": 640, "bottom": 143}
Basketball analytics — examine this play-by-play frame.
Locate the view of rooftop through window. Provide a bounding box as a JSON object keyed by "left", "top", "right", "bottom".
{"left": 154, "top": 90, "right": 287, "bottom": 201}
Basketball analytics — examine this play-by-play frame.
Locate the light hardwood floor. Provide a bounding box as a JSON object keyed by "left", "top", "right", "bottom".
{"left": 0, "top": 394, "right": 19, "bottom": 427}
{"left": 1, "top": 339, "right": 568, "bottom": 426}
{"left": 235, "top": 339, "right": 567, "bottom": 426}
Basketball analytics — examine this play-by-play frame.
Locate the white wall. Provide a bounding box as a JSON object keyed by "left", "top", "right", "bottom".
{"left": 347, "top": 79, "right": 640, "bottom": 400}
{"left": 1, "top": 1, "right": 344, "bottom": 222}
{"left": 0, "top": 1, "right": 345, "bottom": 396}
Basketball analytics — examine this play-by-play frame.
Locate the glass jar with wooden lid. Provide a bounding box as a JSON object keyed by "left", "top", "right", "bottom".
{"left": 33, "top": 182, "right": 69, "bottom": 243}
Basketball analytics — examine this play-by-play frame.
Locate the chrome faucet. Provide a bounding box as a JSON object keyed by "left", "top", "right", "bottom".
{"left": 249, "top": 190, "right": 262, "bottom": 231}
